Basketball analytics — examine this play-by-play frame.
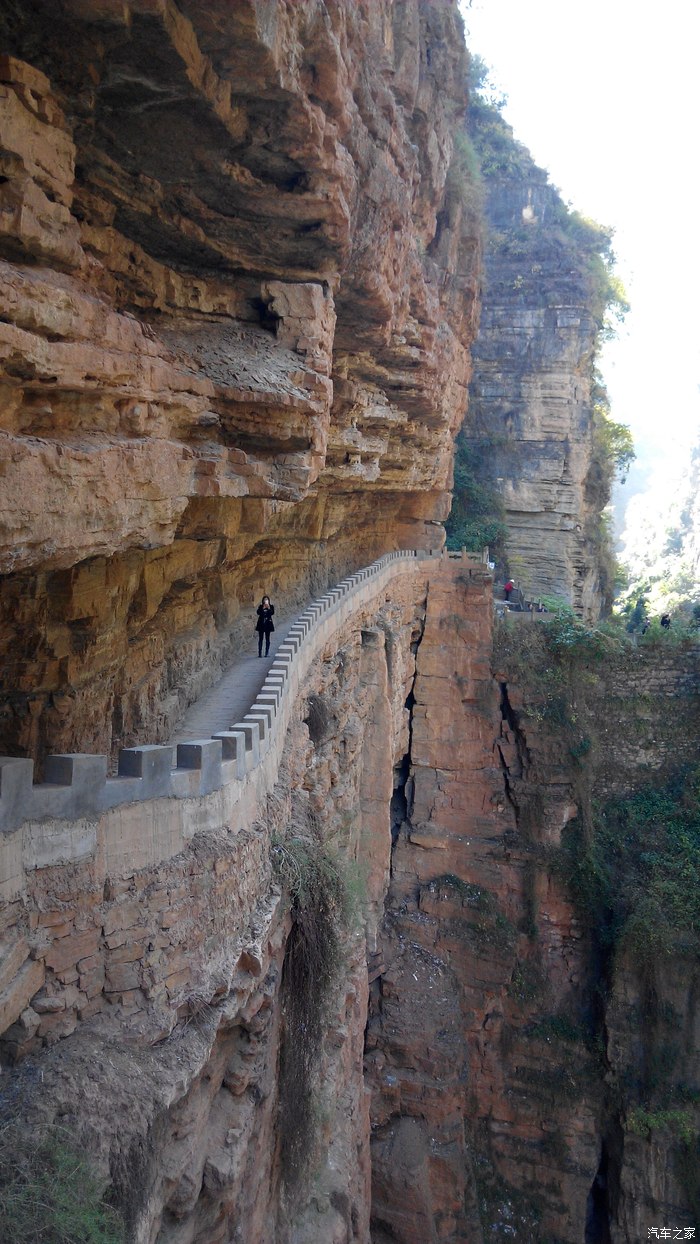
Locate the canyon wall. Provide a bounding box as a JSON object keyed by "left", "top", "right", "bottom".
{"left": 367, "top": 605, "right": 700, "bottom": 1243}
{"left": 2, "top": 7, "right": 698, "bottom": 1244}
{"left": 2, "top": 558, "right": 698, "bottom": 1243}
{"left": 456, "top": 87, "right": 621, "bottom": 618}
{"left": 0, "top": 557, "right": 459, "bottom": 1244}
{"left": 0, "top": 0, "right": 479, "bottom": 766}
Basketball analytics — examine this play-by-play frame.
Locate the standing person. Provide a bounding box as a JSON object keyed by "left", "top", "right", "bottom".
{"left": 504, "top": 579, "right": 514, "bottom": 602}
{"left": 255, "top": 595, "right": 275, "bottom": 657}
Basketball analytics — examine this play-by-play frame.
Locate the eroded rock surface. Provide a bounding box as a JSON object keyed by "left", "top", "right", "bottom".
{"left": 463, "top": 102, "right": 618, "bottom": 618}
{"left": 0, "top": 561, "right": 437, "bottom": 1244}
{"left": 367, "top": 588, "right": 700, "bottom": 1243}
{"left": 0, "top": 1, "right": 479, "bottom": 762}
{"left": 366, "top": 570, "right": 601, "bottom": 1243}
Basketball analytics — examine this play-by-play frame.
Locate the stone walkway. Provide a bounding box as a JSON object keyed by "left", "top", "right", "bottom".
{"left": 171, "top": 610, "right": 299, "bottom": 744}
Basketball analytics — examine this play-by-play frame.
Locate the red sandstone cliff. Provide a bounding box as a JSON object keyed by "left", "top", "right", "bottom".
{"left": 2, "top": 8, "right": 698, "bottom": 1244}
{"left": 0, "top": 0, "right": 479, "bottom": 764}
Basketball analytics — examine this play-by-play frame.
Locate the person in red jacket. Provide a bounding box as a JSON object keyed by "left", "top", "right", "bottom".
{"left": 504, "top": 579, "right": 514, "bottom": 601}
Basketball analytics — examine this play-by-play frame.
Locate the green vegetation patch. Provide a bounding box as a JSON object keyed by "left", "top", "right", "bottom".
{"left": 507, "top": 958, "right": 546, "bottom": 1006}
{"left": 428, "top": 874, "right": 516, "bottom": 951}
{"left": 445, "top": 432, "right": 508, "bottom": 557}
{"left": 526, "top": 1012, "right": 589, "bottom": 1046}
{"left": 560, "top": 768, "right": 700, "bottom": 966}
{"left": 272, "top": 830, "right": 357, "bottom": 1188}
{"left": 0, "top": 1125, "right": 124, "bottom": 1244}
{"left": 627, "top": 1106, "right": 695, "bottom": 1145}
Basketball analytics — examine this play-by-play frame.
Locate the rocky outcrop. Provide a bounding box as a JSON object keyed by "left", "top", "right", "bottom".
{"left": 2, "top": 8, "right": 696, "bottom": 1244}
{"left": 459, "top": 93, "right": 619, "bottom": 618}
{"left": 0, "top": 556, "right": 446, "bottom": 1244}
{"left": 2, "top": 556, "right": 697, "bottom": 1242}
{"left": 0, "top": 0, "right": 479, "bottom": 764}
{"left": 367, "top": 573, "right": 601, "bottom": 1243}
{"left": 367, "top": 599, "right": 700, "bottom": 1242}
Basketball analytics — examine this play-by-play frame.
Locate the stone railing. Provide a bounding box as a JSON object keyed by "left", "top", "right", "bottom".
{"left": 0, "top": 548, "right": 490, "bottom": 897}
{"left": 0, "top": 553, "right": 457, "bottom": 843}
{"left": 0, "top": 547, "right": 494, "bottom": 1049}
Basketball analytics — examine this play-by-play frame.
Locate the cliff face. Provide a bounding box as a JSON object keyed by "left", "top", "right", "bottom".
{"left": 1, "top": 559, "right": 697, "bottom": 1243}
{"left": 2, "top": 9, "right": 698, "bottom": 1244}
{"left": 0, "top": 560, "right": 445, "bottom": 1244}
{"left": 0, "top": 0, "right": 479, "bottom": 765}
{"left": 368, "top": 607, "right": 700, "bottom": 1243}
{"left": 456, "top": 92, "right": 620, "bottom": 618}
{"left": 367, "top": 578, "right": 601, "bottom": 1243}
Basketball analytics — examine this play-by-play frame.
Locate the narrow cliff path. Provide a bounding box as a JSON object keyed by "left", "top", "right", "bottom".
{"left": 171, "top": 611, "right": 300, "bottom": 744}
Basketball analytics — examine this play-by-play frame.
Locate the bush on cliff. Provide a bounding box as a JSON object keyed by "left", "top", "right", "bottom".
{"left": 0, "top": 1123, "right": 124, "bottom": 1244}
{"left": 445, "top": 431, "right": 508, "bottom": 558}
{"left": 272, "top": 829, "right": 356, "bottom": 1187}
{"left": 563, "top": 768, "right": 700, "bottom": 966}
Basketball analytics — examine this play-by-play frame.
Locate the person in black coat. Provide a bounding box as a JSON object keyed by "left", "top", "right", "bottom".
{"left": 255, "top": 595, "right": 275, "bottom": 657}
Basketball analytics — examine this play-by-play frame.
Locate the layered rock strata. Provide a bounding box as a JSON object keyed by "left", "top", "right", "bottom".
{"left": 462, "top": 102, "right": 617, "bottom": 617}
{"left": 0, "top": 0, "right": 479, "bottom": 764}
{"left": 367, "top": 601, "right": 700, "bottom": 1243}
{"left": 0, "top": 556, "right": 449, "bottom": 1244}
{"left": 2, "top": 559, "right": 698, "bottom": 1241}
{"left": 367, "top": 571, "right": 601, "bottom": 1243}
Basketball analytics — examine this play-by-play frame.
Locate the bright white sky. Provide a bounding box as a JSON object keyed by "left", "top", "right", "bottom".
{"left": 459, "top": 0, "right": 700, "bottom": 496}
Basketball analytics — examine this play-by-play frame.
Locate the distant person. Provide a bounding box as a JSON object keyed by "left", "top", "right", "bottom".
{"left": 504, "top": 579, "right": 514, "bottom": 601}
{"left": 255, "top": 595, "right": 275, "bottom": 656}
{"left": 660, "top": 613, "right": 671, "bottom": 630}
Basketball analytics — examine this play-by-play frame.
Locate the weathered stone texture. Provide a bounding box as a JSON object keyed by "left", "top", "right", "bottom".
{"left": 367, "top": 568, "right": 603, "bottom": 1243}
{"left": 0, "top": 0, "right": 479, "bottom": 763}
{"left": 466, "top": 163, "right": 612, "bottom": 618}
{"left": 1, "top": 562, "right": 697, "bottom": 1241}
{"left": 0, "top": 561, "right": 435, "bottom": 1244}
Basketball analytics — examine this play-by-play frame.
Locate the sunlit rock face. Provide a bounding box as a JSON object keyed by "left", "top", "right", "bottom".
{"left": 0, "top": 0, "right": 479, "bottom": 763}
{"left": 366, "top": 569, "right": 602, "bottom": 1244}
{"left": 465, "top": 145, "right": 613, "bottom": 619}
{"left": 367, "top": 578, "right": 700, "bottom": 1244}
{"left": 0, "top": 567, "right": 434, "bottom": 1244}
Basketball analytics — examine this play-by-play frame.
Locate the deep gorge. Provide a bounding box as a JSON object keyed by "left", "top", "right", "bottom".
{"left": 0, "top": 4, "right": 698, "bottom": 1242}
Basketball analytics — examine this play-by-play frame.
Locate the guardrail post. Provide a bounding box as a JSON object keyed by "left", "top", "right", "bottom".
{"left": 0, "top": 757, "right": 34, "bottom": 834}
{"left": 33, "top": 753, "right": 109, "bottom": 821}
{"left": 212, "top": 730, "right": 247, "bottom": 779}
{"left": 231, "top": 722, "right": 260, "bottom": 768}
{"left": 175, "top": 739, "right": 223, "bottom": 796}
{"left": 117, "top": 745, "right": 174, "bottom": 797}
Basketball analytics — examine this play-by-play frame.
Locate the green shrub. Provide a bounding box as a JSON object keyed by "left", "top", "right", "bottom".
{"left": 272, "top": 830, "right": 354, "bottom": 1187}
{"left": 446, "top": 129, "right": 485, "bottom": 223}
{"left": 0, "top": 1125, "right": 124, "bottom": 1244}
{"left": 559, "top": 769, "right": 700, "bottom": 967}
{"left": 627, "top": 1106, "right": 695, "bottom": 1145}
{"left": 507, "top": 959, "right": 545, "bottom": 1006}
{"left": 445, "top": 432, "right": 507, "bottom": 559}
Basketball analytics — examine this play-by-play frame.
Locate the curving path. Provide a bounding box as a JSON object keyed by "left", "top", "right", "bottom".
{"left": 0, "top": 551, "right": 449, "bottom": 838}
{"left": 0, "top": 548, "right": 495, "bottom": 899}
{"left": 172, "top": 609, "right": 299, "bottom": 746}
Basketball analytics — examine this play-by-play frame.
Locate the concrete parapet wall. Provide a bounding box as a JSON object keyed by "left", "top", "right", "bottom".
{"left": 1, "top": 549, "right": 487, "bottom": 901}
{"left": 0, "top": 550, "right": 490, "bottom": 1055}
{"left": 0, "top": 553, "right": 409, "bottom": 843}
